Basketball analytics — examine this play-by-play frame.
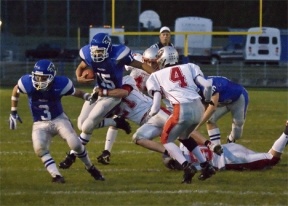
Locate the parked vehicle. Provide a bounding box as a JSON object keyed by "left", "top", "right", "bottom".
{"left": 174, "top": 16, "right": 212, "bottom": 64}
{"left": 25, "top": 43, "right": 79, "bottom": 60}
{"left": 244, "top": 27, "right": 281, "bottom": 65}
{"left": 89, "top": 25, "right": 125, "bottom": 45}
{"left": 210, "top": 43, "right": 244, "bottom": 65}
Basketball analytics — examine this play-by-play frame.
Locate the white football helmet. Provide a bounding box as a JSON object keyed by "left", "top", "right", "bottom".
{"left": 143, "top": 47, "right": 159, "bottom": 70}
{"left": 156, "top": 46, "right": 179, "bottom": 70}
{"left": 143, "top": 47, "right": 158, "bottom": 62}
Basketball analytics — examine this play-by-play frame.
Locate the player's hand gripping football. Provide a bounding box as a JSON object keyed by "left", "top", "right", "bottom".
{"left": 9, "top": 111, "right": 23, "bottom": 130}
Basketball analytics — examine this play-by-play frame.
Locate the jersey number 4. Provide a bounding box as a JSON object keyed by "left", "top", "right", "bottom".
{"left": 169, "top": 67, "right": 188, "bottom": 87}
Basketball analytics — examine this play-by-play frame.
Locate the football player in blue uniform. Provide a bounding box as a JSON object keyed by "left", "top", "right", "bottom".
{"left": 59, "top": 33, "right": 155, "bottom": 169}
{"left": 195, "top": 76, "right": 249, "bottom": 144}
{"left": 9, "top": 59, "right": 105, "bottom": 183}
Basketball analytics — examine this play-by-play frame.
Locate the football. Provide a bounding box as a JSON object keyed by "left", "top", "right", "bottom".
{"left": 83, "top": 69, "right": 95, "bottom": 79}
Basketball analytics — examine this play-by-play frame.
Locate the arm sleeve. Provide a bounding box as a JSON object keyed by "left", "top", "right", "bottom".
{"left": 195, "top": 76, "right": 213, "bottom": 102}
{"left": 149, "top": 91, "right": 162, "bottom": 116}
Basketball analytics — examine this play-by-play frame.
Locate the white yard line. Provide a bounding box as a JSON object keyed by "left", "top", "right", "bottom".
{"left": 2, "top": 189, "right": 287, "bottom": 196}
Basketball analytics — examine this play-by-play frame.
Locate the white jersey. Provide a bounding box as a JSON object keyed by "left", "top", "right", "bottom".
{"left": 181, "top": 143, "right": 278, "bottom": 171}
{"left": 146, "top": 63, "right": 203, "bottom": 104}
{"left": 117, "top": 75, "right": 152, "bottom": 125}
{"left": 129, "top": 68, "right": 150, "bottom": 92}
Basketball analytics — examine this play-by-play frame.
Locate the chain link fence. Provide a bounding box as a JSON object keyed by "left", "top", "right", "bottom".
{"left": 0, "top": 60, "right": 287, "bottom": 88}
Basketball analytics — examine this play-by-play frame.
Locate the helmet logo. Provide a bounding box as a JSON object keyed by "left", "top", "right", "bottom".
{"left": 102, "top": 35, "right": 111, "bottom": 45}
{"left": 47, "top": 63, "right": 56, "bottom": 72}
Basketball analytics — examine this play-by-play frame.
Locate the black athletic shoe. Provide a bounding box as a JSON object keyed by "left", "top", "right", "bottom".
{"left": 97, "top": 150, "right": 111, "bottom": 165}
{"left": 198, "top": 162, "right": 216, "bottom": 181}
{"left": 52, "top": 175, "right": 65, "bottom": 183}
{"left": 162, "top": 154, "right": 183, "bottom": 170}
{"left": 87, "top": 165, "right": 105, "bottom": 181}
{"left": 182, "top": 162, "right": 197, "bottom": 184}
{"left": 59, "top": 152, "right": 76, "bottom": 169}
{"left": 114, "top": 116, "right": 131, "bottom": 134}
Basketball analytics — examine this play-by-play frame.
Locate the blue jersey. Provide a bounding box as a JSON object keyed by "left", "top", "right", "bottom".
{"left": 80, "top": 44, "right": 134, "bottom": 89}
{"left": 17, "top": 75, "right": 75, "bottom": 122}
{"left": 199, "top": 76, "right": 248, "bottom": 105}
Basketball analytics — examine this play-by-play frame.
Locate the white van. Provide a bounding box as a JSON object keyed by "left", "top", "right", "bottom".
{"left": 174, "top": 17, "right": 212, "bottom": 63}
{"left": 245, "top": 27, "right": 281, "bottom": 64}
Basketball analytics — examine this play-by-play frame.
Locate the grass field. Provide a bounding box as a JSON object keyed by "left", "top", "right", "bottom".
{"left": 0, "top": 87, "right": 287, "bottom": 206}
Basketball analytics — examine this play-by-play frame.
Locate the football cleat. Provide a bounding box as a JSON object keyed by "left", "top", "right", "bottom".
{"left": 182, "top": 162, "right": 197, "bottom": 184}
{"left": 208, "top": 143, "right": 223, "bottom": 156}
{"left": 97, "top": 150, "right": 111, "bottom": 165}
{"left": 162, "top": 154, "right": 183, "bottom": 170}
{"left": 59, "top": 152, "right": 76, "bottom": 169}
{"left": 52, "top": 175, "right": 65, "bottom": 183}
{"left": 198, "top": 162, "right": 216, "bottom": 181}
{"left": 87, "top": 165, "right": 105, "bottom": 181}
{"left": 113, "top": 116, "right": 131, "bottom": 134}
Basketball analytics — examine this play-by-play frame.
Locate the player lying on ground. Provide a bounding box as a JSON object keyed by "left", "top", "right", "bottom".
{"left": 181, "top": 121, "right": 288, "bottom": 170}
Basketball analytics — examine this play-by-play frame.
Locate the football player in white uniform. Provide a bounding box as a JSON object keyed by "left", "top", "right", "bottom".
{"left": 146, "top": 46, "right": 216, "bottom": 183}
{"left": 97, "top": 48, "right": 181, "bottom": 169}
{"left": 181, "top": 121, "right": 288, "bottom": 171}
{"left": 9, "top": 59, "right": 104, "bottom": 183}
{"left": 125, "top": 52, "right": 151, "bottom": 93}
{"left": 98, "top": 48, "right": 221, "bottom": 173}
{"left": 97, "top": 75, "right": 182, "bottom": 169}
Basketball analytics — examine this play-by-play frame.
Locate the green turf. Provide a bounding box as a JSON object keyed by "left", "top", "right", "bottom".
{"left": 0, "top": 87, "right": 287, "bottom": 206}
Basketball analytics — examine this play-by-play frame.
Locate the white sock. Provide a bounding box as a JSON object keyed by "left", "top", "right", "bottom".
{"left": 104, "top": 127, "right": 118, "bottom": 152}
{"left": 271, "top": 133, "right": 288, "bottom": 153}
{"left": 163, "top": 142, "right": 187, "bottom": 165}
{"left": 41, "top": 153, "right": 61, "bottom": 177}
{"left": 191, "top": 146, "right": 206, "bottom": 163}
{"left": 208, "top": 128, "right": 221, "bottom": 144}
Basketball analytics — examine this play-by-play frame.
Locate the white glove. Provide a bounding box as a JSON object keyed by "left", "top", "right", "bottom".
{"left": 9, "top": 111, "right": 23, "bottom": 130}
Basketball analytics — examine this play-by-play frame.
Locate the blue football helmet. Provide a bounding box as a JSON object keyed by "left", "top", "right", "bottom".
{"left": 32, "top": 59, "right": 57, "bottom": 90}
{"left": 90, "top": 33, "right": 112, "bottom": 62}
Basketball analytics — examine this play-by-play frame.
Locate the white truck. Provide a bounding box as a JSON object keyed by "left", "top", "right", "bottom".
{"left": 89, "top": 26, "right": 125, "bottom": 45}
{"left": 174, "top": 17, "right": 213, "bottom": 64}
{"left": 244, "top": 27, "right": 281, "bottom": 65}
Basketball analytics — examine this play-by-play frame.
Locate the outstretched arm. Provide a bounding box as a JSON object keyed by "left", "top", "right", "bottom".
{"left": 129, "top": 60, "right": 156, "bottom": 74}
